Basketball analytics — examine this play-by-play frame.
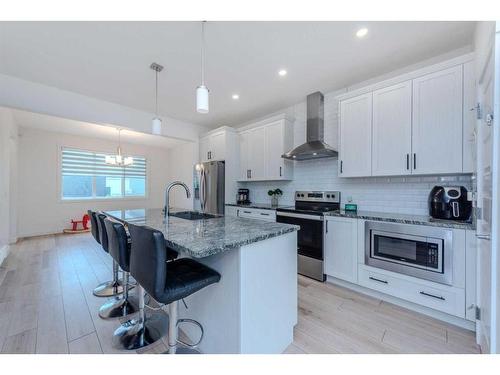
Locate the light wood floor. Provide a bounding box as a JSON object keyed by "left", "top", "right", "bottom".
{"left": 0, "top": 233, "right": 480, "bottom": 354}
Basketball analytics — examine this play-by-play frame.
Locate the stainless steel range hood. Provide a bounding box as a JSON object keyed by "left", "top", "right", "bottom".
{"left": 282, "top": 91, "right": 338, "bottom": 161}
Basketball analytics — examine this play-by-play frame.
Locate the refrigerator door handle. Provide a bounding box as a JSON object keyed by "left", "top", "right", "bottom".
{"left": 200, "top": 169, "right": 206, "bottom": 212}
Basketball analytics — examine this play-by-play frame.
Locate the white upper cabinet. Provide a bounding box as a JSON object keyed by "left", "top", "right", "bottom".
{"left": 372, "top": 81, "right": 412, "bottom": 176}
{"left": 339, "top": 93, "right": 372, "bottom": 177}
{"left": 411, "top": 65, "right": 463, "bottom": 175}
{"left": 199, "top": 128, "right": 227, "bottom": 162}
{"left": 337, "top": 55, "right": 473, "bottom": 177}
{"left": 238, "top": 118, "right": 293, "bottom": 182}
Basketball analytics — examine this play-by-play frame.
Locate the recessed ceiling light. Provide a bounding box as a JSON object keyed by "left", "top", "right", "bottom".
{"left": 356, "top": 28, "right": 368, "bottom": 38}
{"left": 232, "top": 94, "right": 240, "bottom": 100}
{"left": 278, "top": 69, "right": 287, "bottom": 77}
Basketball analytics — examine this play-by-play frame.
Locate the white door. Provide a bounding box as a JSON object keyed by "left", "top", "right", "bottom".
{"left": 249, "top": 127, "right": 266, "bottom": 180}
{"left": 265, "top": 121, "right": 285, "bottom": 180}
{"left": 211, "top": 132, "right": 225, "bottom": 161}
{"left": 372, "top": 81, "right": 413, "bottom": 176}
{"left": 199, "top": 136, "right": 210, "bottom": 162}
{"left": 412, "top": 65, "right": 463, "bottom": 174}
{"left": 475, "top": 26, "right": 498, "bottom": 353}
{"left": 324, "top": 217, "right": 358, "bottom": 283}
{"left": 339, "top": 93, "right": 372, "bottom": 177}
{"left": 239, "top": 131, "right": 250, "bottom": 181}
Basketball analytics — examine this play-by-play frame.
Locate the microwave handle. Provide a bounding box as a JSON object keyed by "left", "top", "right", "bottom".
{"left": 452, "top": 201, "right": 460, "bottom": 218}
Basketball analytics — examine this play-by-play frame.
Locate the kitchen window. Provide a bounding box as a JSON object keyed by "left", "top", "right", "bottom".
{"left": 61, "top": 147, "right": 147, "bottom": 200}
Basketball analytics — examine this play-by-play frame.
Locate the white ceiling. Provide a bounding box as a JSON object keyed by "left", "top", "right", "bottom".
{"left": 0, "top": 21, "right": 475, "bottom": 128}
{"left": 11, "top": 109, "right": 188, "bottom": 149}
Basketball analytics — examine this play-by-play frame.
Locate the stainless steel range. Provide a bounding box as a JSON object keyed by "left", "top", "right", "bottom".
{"left": 276, "top": 191, "right": 340, "bottom": 281}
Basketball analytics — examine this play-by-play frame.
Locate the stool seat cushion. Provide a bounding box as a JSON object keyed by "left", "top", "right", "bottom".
{"left": 159, "top": 258, "right": 221, "bottom": 305}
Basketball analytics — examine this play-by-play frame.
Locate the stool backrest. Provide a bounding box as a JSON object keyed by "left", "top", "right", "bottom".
{"left": 88, "top": 210, "right": 100, "bottom": 244}
{"left": 104, "top": 217, "right": 131, "bottom": 272}
{"left": 96, "top": 213, "right": 109, "bottom": 253}
{"left": 128, "top": 223, "right": 167, "bottom": 299}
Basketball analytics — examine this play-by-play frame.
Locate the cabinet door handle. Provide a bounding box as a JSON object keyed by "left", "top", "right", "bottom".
{"left": 260, "top": 212, "right": 270, "bottom": 216}
{"left": 249, "top": 169, "right": 252, "bottom": 179}
{"left": 247, "top": 169, "right": 250, "bottom": 179}
{"left": 419, "top": 291, "right": 445, "bottom": 301}
{"left": 326, "top": 220, "right": 328, "bottom": 233}
{"left": 369, "top": 276, "right": 388, "bottom": 284}
{"left": 236, "top": 209, "right": 240, "bottom": 217}
{"left": 243, "top": 211, "right": 252, "bottom": 214}
{"left": 413, "top": 153, "right": 416, "bottom": 170}
{"left": 340, "top": 160, "right": 343, "bottom": 174}
{"left": 279, "top": 166, "right": 282, "bottom": 177}
{"left": 406, "top": 154, "right": 409, "bottom": 170}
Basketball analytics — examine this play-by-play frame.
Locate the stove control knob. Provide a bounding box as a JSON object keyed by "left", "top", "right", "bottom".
{"left": 326, "top": 194, "right": 330, "bottom": 198}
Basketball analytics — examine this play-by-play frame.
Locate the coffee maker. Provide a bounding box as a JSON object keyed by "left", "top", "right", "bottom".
{"left": 236, "top": 189, "right": 250, "bottom": 205}
{"left": 428, "top": 186, "right": 472, "bottom": 221}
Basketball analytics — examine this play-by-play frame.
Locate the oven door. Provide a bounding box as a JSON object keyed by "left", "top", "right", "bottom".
{"left": 276, "top": 212, "right": 324, "bottom": 260}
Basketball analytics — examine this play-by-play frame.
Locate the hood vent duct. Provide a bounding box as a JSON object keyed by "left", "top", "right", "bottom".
{"left": 282, "top": 91, "right": 338, "bottom": 161}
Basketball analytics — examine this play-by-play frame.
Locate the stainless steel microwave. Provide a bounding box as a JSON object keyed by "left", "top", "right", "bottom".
{"left": 365, "top": 221, "right": 453, "bottom": 285}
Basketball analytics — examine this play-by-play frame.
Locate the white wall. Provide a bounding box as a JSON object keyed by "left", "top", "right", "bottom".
{"left": 0, "top": 107, "right": 18, "bottom": 264}
{"left": 17, "top": 127, "right": 172, "bottom": 237}
{"left": 237, "top": 87, "right": 472, "bottom": 216}
{"left": 167, "top": 141, "right": 198, "bottom": 209}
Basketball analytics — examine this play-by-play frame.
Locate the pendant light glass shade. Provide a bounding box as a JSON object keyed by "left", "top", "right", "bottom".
{"left": 196, "top": 85, "right": 209, "bottom": 114}
{"left": 152, "top": 117, "right": 162, "bottom": 135}
{"left": 105, "top": 129, "right": 133, "bottom": 166}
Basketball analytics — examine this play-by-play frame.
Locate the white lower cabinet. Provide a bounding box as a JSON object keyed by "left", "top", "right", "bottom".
{"left": 358, "top": 265, "right": 465, "bottom": 318}
{"left": 324, "top": 217, "right": 358, "bottom": 283}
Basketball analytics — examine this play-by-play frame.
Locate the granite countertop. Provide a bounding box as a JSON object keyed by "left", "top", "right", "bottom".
{"left": 225, "top": 202, "right": 292, "bottom": 210}
{"left": 325, "top": 210, "right": 475, "bottom": 230}
{"left": 104, "top": 208, "right": 299, "bottom": 258}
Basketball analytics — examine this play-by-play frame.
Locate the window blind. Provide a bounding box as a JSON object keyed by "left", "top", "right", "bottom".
{"left": 61, "top": 148, "right": 146, "bottom": 177}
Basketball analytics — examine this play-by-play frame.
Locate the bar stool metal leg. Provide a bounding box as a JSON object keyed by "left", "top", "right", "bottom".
{"left": 167, "top": 301, "right": 201, "bottom": 354}
{"left": 112, "top": 285, "right": 168, "bottom": 350}
{"left": 93, "top": 260, "right": 124, "bottom": 297}
{"left": 98, "top": 271, "right": 138, "bottom": 319}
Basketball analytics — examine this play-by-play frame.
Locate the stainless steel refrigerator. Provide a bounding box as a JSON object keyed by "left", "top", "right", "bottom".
{"left": 193, "top": 161, "right": 225, "bottom": 215}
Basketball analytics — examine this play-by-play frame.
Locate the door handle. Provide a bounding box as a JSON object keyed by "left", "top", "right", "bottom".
{"left": 413, "top": 153, "right": 416, "bottom": 170}
{"left": 419, "top": 291, "right": 445, "bottom": 301}
{"left": 476, "top": 234, "right": 491, "bottom": 240}
{"left": 326, "top": 220, "right": 328, "bottom": 233}
{"left": 279, "top": 166, "right": 282, "bottom": 177}
{"left": 452, "top": 201, "right": 460, "bottom": 218}
{"left": 369, "top": 276, "right": 388, "bottom": 284}
{"left": 340, "top": 160, "right": 343, "bottom": 174}
{"left": 406, "top": 154, "right": 409, "bottom": 170}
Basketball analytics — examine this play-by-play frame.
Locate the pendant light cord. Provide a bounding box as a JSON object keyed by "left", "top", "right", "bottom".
{"left": 155, "top": 69, "right": 159, "bottom": 116}
{"left": 201, "top": 20, "right": 206, "bottom": 85}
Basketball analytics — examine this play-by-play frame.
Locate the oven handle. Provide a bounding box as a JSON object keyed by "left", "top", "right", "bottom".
{"left": 276, "top": 211, "right": 324, "bottom": 221}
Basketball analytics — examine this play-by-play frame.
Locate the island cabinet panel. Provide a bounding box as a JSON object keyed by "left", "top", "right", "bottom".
{"left": 238, "top": 118, "right": 293, "bottom": 182}
{"left": 339, "top": 93, "right": 372, "bottom": 177}
{"left": 372, "top": 81, "right": 413, "bottom": 176}
{"left": 411, "top": 65, "right": 463, "bottom": 175}
{"left": 324, "top": 216, "right": 358, "bottom": 283}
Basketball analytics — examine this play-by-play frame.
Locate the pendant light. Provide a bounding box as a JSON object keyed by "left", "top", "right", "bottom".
{"left": 196, "top": 21, "right": 209, "bottom": 114}
{"left": 150, "top": 62, "right": 164, "bottom": 135}
{"left": 105, "top": 129, "right": 133, "bottom": 166}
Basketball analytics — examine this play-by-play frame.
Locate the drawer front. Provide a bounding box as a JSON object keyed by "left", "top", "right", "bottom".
{"left": 237, "top": 208, "right": 276, "bottom": 222}
{"left": 359, "top": 265, "right": 465, "bottom": 318}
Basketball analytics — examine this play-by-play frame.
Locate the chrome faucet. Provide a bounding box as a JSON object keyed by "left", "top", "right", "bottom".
{"left": 164, "top": 181, "right": 191, "bottom": 218}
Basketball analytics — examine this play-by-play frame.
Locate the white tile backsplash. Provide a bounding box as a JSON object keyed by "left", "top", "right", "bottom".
{"left": 238, "top": 89, "right": 472, "bottom": 215}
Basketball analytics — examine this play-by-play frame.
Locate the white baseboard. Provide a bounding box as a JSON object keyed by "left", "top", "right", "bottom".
{"left": 326, "top": 276, "right": 476, "bottom": 332}
{"left": 0, "top": 244, "right": 9, "bottom": 267}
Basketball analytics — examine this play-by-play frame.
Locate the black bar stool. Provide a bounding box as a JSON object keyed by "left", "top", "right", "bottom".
{"left": 98, "top": 217, "right": 138, "bottom": 319}
{"left": 113, "top": 223, "right": 220, "bottom": 352}
{"left": 88, "top": 211, "right": 123, "bottom": 297}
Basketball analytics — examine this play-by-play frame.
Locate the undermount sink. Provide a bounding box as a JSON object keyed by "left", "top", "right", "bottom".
{"left": 169, "top": 211, "right": 219, "bottom": 221}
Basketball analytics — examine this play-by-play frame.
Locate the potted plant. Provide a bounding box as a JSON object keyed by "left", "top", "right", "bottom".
{"left": 268, "top": 188, "right": 283, "bottom": 207}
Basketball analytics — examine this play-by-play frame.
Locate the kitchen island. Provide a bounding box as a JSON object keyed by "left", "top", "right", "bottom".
{"left": 105, "top": 208, "right": 299, "bottom": 354}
